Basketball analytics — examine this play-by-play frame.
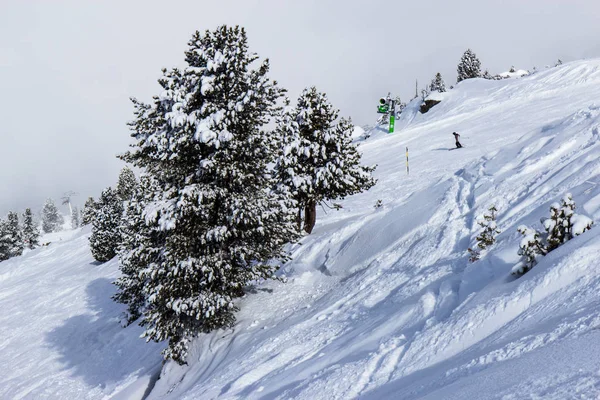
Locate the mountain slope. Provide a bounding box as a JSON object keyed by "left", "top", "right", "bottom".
{"left": 2, "top": 60, "right": 600, "bottom": 400}
{"left": 0, "top": 228, "right": 165, "bottom": 399}
{"left": 147, "top": 60, "right": 600, "bottom": 399}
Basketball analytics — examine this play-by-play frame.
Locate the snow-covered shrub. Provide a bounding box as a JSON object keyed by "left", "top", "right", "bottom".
{"left": 476, "top": 205, "right": 501, "bottom": 250}
{"left": 513, "top": 225, "right": 547, "bottom": 275}
{"left": 513, "top": 194, "right": 593, "bottom": 276}
{"left": 89, "top": 187, "right": 123, "bottom": 262}
{"left": 468, "top": 205, "right": 501, "bottom": 262}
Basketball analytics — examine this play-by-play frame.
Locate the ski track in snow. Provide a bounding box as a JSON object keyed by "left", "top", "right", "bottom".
{"left": 4, "top": 60, "right": 600, "bottom": 399}
{"left": 137, "top": 61, "right": 600, "bottom": 400}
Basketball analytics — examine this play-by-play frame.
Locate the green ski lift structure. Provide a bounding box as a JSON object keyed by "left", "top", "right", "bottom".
{"left": 377, "top": 93, "right": 397, "bottom": 133}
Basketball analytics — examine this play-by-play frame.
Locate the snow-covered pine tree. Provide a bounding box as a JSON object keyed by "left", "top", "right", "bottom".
{"left": 476, "top": 205, "right": 500, "bottom": 250}
{"left": 543, "top": 193, "right": 592, "bottom": 251}
{"left": 71, "top": 206, "right": 80, "bottom": 229}
{"left": 120, "top": 25, "right": 300, "bottom": 363}
{"left": 89, "top": 187, "right": 123, "bottom": 262}
{"left": 0, "top": 219, "right": 10, "bottom": 261}
{"left": 514, "top": 194, "right": 592, "bottom": 276}
{"left": 113, "top": 175, "right": 159, "bottom": 324}
{"left": 514, "top": 225, "right": 547, "bottom": 275}
{"left": 273, "top": 86, "right": 377, "bottom": 234}
{"left": 116, "top": 166, "right": 138, "bottom": 201}
{"left": 114, "top": 175, "right": 167, "bottom": 325}
{"left": 543, "top": 201, "right": 565, "bottom": 252}
{"left": 429, "top": 72, "right": 446, "bottom": 92}
{"left": 22, "top": 208, "right": 39, "bottom": 250}
{"left": 41, "top": 198, "right": 62, "bottom": 233}
{"left": 6, "top": 212, "right": 23, "bottom": 257}
{"left": 468, "top": 205, "right": 501, "bottom": 262}
{"left": 81, "top": 197, "right": 96, "bottom": 226}
{"left": 457, "top": 49, "right": 482, "bottom": 83}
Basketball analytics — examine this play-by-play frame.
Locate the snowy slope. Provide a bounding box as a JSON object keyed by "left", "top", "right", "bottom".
{"left": 146, "top": 60, "right": 600, "bottom": 399}
{"left": 2, "top": 60, "right": 600, "bottom": 400}
{"left": 0, "top": 227, "right": 165, "bottom": 399}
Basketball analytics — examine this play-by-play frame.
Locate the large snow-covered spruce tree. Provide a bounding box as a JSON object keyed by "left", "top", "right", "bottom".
{"left": 22, "top": 208, "right": 39, "bottom": 250}
{"left": 457, "top": 49, "right": 482, "bottom": 83}
{"left": 118, "top": 25, "right": 300, "bottom": 363}
{"left": 273, "top": 87, "right": 376, "bottom": 234}
{"left": 41, "top": 198, "right": 62, "bottom": 233}
{"left": 89, "top": 187, "right": 123, "bottom": 262}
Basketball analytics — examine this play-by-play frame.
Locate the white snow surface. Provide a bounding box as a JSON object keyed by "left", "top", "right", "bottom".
{"left": 498, "top": 69, "right": 530, "bottom": 78}
{"left": 3, "top": 60, "right": 600, "bottom": 399}
{"left": 0, "top": 227, "right": 165, "bottom": 399}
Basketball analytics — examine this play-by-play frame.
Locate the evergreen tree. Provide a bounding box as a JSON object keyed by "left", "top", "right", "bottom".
{"left": 114, "top": 175, "right": 163, "bottom": 324}
{"left": 514, "top": 194, "right": 593, "bottom": 276}
{"left": 273, "top": 86, "right": 377, "bottom": 234}
{"left": 71, "top": 206, "right": 80, "bottom": 229}
{"left": 116, "top": 166, "right": 138, "bottom": 201}
{"left": 41, "top": 198, "right": 62, "bottom": 233}
{"left": 0, "top": 219, "right": 10, "bottom": 262}
{"left": 6, "top": 212, "right": 23, "bottom": 257}
{"left": 514, "top": 225, "right": 547, "bottom": 275}
{"left": 89, "top": 188, "right": 123, "bottom": 262}
{"left": 120, "top": 25, "right": 300, "bottom": 363}
{"left": 22, "top": 208, "right": 39, "bottom": 250}
{"left": 457, "top": 49, "right": 482, "bottom": 83}
{"left": 468, "top": 205, "right": 500, "bottom": 262}
{"left": 81, "top": 197, "right": 96, "bottom": 226}
{"left": 543, "top": 193, "right": 592, "bottom": 251}
{"left": 475, "top": 205, "right": 500, "bottom": 250}
{"left": 429, "top": 72, "right": 446, "bottom": 93}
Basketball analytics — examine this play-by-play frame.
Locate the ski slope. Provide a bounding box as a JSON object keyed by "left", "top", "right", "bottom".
{"left": 0, "top": 227, "right": 165, "bottom": 399}
{"left": 148, "top": 60, "right": 600, "bottom": 399}
{"left": 2, "top": 60, "right": 600, "bottom": 399}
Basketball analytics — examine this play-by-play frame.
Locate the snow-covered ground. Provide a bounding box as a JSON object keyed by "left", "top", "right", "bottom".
{"left": 0, "top": 227, "right": 164, "bottom": 399}
{"left": 2, "top": 59, "right": 600, "bottom": 399}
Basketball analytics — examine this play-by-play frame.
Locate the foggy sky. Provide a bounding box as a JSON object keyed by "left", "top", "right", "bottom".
{"left": 1, "top": 0, "right": 600, "bottom": 216}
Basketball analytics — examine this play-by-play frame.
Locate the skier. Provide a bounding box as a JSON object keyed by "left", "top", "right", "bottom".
{"left": 453, "top": 132, "right": 463, "bottom": 148}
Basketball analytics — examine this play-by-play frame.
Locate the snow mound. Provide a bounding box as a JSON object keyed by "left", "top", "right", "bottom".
{"left": 499, "top": 68, "right": 530, "bottom": 78}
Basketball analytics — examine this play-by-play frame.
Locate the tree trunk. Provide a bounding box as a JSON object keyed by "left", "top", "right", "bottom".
{"left": 297, "top": 208, "right": 303, "bottom": 232}
{"left": 303, "top": 200, "right": 317, "bottom": 234}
